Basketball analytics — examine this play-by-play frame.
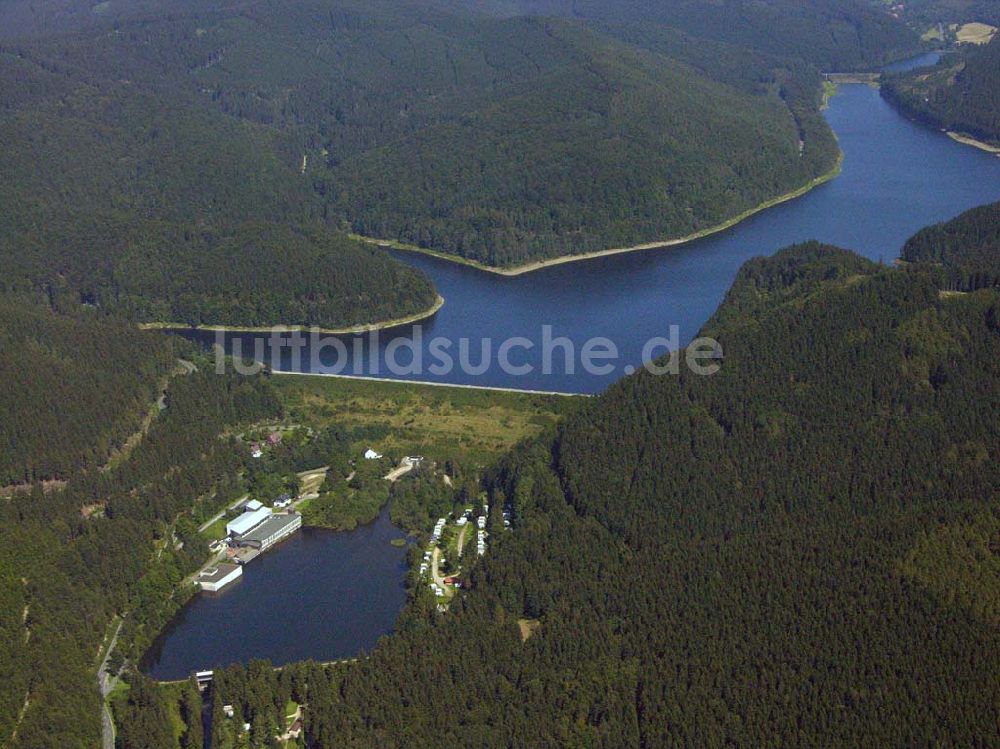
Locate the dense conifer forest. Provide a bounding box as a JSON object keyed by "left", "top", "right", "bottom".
{"left": 436, "top": 0, "right": 920, "bottom": 70}
{"left": 0, "top": 2, "right": 439, "bottom": 329}
{"left": 0, "top": 350, "right": 282, "bottom": 747}
{"left": 900, "top": 0, "right": 1000, "bottom": 26}
{"left": 882, "top": 34, "right": 1000, "bottom": 145}
{"left": 902, "top": 199, "right": 1000, "bottom": 289}
{"left": 1, "top": 2, "right": 981, "bottom": 747}
{"left": 0, "top": 302, "right": 174, "bottom": 486}
{"left": 194, "top": 208, "right": 1000, "bottom": 746}
{"left": 0, "top": 0, "right": 869, "bottom": 270}
{"left": 327, "top": 17, "right": 842, "bottom": 265}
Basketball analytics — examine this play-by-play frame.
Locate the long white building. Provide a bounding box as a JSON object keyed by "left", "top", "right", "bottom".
{"left": 237, "top": 512, "right": 302, "bottom": 551}
{"left": 226, "top": 506, "right": 273, "bottom": 538}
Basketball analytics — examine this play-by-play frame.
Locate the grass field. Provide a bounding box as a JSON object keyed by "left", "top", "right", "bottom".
{"left": 955, "top": 22, "right": 997, "bottom": 44}
{"left": 921, "top": 25, "right": 944, "bottom": 43}
{"left": 298, "top": 467, "right": 329, "bottom": 496}
{"left": 160, "top": 682, "right": 189, "bottom": 746}
{"left": 272, "top": 375, "right": 580, "bottom": 467}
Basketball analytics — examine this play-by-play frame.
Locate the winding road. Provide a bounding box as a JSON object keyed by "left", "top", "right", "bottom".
{"left": 98, "top": 619, "right": 123, "bottom": 749}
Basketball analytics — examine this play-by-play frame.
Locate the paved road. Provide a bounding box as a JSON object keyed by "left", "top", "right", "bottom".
{"left": 430, "top": 547, "right": 457, "bottom": 602}
{"left": 431, "top": 547, "right": 445, "bottom": 589}
{"left": 198, "top": 494, "right": 248, "bottom": 533}
{"left": 98, "top": 619, "right": 123, "bottom": 749}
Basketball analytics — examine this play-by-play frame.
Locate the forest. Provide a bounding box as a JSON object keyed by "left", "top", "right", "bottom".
{"left": 0, "top": 7, "right": 438, "bottom": 329}
{"left": 326, "top": 17, "right": 842, "bottom": 266}
{"left": 436, "top": 0, "right": 921, "bottom": 70}
{"left": 902, "top": 199, "right": 1000, "bottom": 289}
{"left": 0, "top": 0, "right": 870, "bottom": 270}
{"left": 181, "top": 206, "right": 1000, "bottom": 747}
{"left": 882, "top": 33, "right": 1000, "bottom": 145}
{"left": 900, "top": 0, "right": 1000, "bottom": 26}
{"left": 1, "top": 0, "right": 980, "bottom": 746}
{"left": 0, "top": 346, "right": 283, "bottom": 747}
{"left": 0, "top": 301, "right": 174, "bottom": 486}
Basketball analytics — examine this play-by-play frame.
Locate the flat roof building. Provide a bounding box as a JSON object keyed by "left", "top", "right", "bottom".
{"left": 198, "top": 563, "right": 242, "bottom": 592}
{"left": 236, "top": 512, "right": 302, "bottom": 552}
{"left": 227, "top": 506, "right": 273, "bottom": 538}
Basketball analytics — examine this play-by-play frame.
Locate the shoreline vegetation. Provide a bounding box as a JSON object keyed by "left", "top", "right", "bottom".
{"left": 351, "top": 154, "right": 845, "bottom": 277}
{"left": 137, "top": 295, "right": 444, "bottom": 336}
{"left": 272, "top": 370, "right": 590, "bottom": 398}
{"left": 946, "top": 131, "right": 1000, "bottom": 155}
{"left": 821, "top": 80, "right": 839, "bottom": 109}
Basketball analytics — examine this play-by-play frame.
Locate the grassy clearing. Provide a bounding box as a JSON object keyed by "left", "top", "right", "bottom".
{"left": 955, "top": 22, "right": 997, "bottom": 44}
{"left": 517, "top": 618, "right": 541, "bottom": 642}
{"left": 440, "top": 525, "right": 463, "bottom": 569}
{"left": 201, "top": 514, "right": 230, "bottom": 541}
{"left": 821, "top": 81, "right": 838, "bottom": 109}
{"left": 921, "top": 25, "right": 944, "bottom": 43}
{"left": 284, "top": 700, "right": 299, "bottom": 728}
{"left": 109, "top": 678, "right": 130, "bottom": 702}
{"left": 298, "top": 468, "right": 328, "bottom": 496}
{"left": 272, "top": 375, "right": 578, "bottom": 467}
{"left": 159, "top": 682, "right": 189, "bottom": 746}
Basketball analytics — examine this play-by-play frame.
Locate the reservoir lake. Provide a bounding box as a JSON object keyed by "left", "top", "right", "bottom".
{"left": 193, "top": 78, "right": 1000, "bottom": 394}
{"left": 154, "top": 73, "right": 1000, "bottom": 678}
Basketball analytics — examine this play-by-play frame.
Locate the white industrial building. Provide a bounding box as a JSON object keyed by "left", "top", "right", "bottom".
{"left": 237, "top": 512, "right": 302, "bottom": 551}
{"left": 227, "top": 506, "right": 273, "bottom": 538}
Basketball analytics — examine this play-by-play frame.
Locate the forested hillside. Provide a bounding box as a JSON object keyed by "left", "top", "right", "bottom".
{"left": 882, "top": 34, "right": 1000, "bottom": 145}
{"left": 0, "top": 363, "right": 282, "bottom": 747}
{"left": 902, "top": 199, "right": 1000, "bottom": 289}
{"left": 900, "top": 0, "right": 1000, "bottom": 26}
{"left": 435, "top": 0, "right": 920, "bottom": 70}
{"left": 0, "top": 302, "right": 174, "bottom": 486}
{"left": 107, "top": 224, "right": 438, "bottom": 329}
{"left": 0, "top": 0, "right": 920, "bottom": 69}
{"left": 1, "top": 0, "right": 846, "bottom": 269}
{"left": 0, "top": 8, "right": 438, "bottom": 329}
{"left": 326, "top": 17, "right": 840, "bottom": 265}
{"left": 201, "top": 222, "right": 1000, "bottom": 745}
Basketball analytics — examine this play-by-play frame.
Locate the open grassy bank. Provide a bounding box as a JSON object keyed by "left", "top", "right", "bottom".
{"left": 272, "top": 372, "right": 578, "bottom": 467}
